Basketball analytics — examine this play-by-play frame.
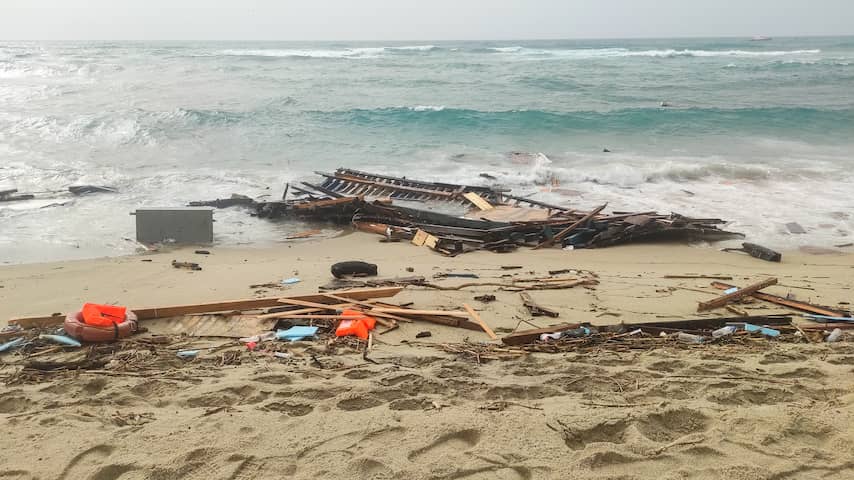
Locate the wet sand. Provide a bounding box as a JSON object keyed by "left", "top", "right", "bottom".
{"left": 1, "top": 234, "right": 853, "bottom": 479}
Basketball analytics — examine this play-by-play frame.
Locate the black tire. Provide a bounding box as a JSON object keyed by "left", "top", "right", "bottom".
{"left": 331, "top": 261, "right": 378, "bottom": 279}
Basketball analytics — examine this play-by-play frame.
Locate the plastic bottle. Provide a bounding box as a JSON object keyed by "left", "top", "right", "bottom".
{"left": 826, "top": 328, "right": 843, "bottom": 343}
{"left": 712, "top": 326, "right": 737, "bottom": 338}
{"left": 563, "top": 327, "right": 592, "bottom": 338}
{"left": 677, "top": 332, "right": 705, "bottom": 343}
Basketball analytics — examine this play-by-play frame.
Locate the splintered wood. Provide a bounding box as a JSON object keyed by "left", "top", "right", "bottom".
{"left": 462, "top": 192, "right": 494, "bottom": 211}
{"left": 697, "top": 278, "right": 778, "bottom": 312}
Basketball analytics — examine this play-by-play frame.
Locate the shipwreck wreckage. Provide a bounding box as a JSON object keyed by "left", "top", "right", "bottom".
{"left": 191, "top": 168, "right": 742, "bottom": 255}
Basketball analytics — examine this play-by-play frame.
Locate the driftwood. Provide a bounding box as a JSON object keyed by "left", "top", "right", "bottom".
{"left": 519, "top": 292, "right": 560, "bottom": 317}
{"left": 710, "top": 281, "right": 847, "bottom": 318}
{"left": 463, "top": 303, "right": 498, "bottom": 340}
{"left": 8, "top": 287, "right": 404, "bottom": 328}
{"left": 698, "top": 278, "right": 778, "bottom": 311}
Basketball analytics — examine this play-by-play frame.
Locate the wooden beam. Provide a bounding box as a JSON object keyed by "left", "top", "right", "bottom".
{"left": 519, "top": 292, "right": 560, "bottom": 318}
{"left": 7, "top": 287, "right": 404, "bottom": 328}
{"left": 710, "top": 281, "right": 846, "bottom": 318}
{"left": 463, "top": 303, "right": 497, "bottom": 340}
{"left": 368, "top": 308, "right": 470, "bottom": 318}
{"left": 321, "top": 294, "right": 413, "bottom": 323}
{"left": 535, "top": 203, "right": 607, "bottom": 249}
{"left": 698, "top": 278, "right": 778, "bottom": 311}
{"left": 462, "top": 192, "right": 494, "bottom": 211}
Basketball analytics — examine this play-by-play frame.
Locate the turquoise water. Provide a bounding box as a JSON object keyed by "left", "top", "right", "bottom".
{"left": 1, "top": 37, "right": 853, "bottom": 262}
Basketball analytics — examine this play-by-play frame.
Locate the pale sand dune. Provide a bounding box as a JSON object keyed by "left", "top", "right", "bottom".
{"left": 1, "top": 233, "right": 853, "bottom": 479}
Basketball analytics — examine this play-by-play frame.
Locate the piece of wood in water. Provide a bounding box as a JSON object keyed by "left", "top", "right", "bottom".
{"left": 623, "top": 215, "right": 653, "bottom": 226}
{"left": 462, "top": 192, "right": 495, "bottom": 211}
{"left": 698, "top": 278, "right": 778, "bottom": 312}
{"left": 463, "top": 303, "right": 497, "bottom": 340}
{"left": 519, "top": 292, "right": 560, "bottom": 318}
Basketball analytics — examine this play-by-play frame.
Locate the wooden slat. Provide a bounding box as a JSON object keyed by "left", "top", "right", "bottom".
{"left": 535, "top": 203, "right": 607, "bottom": 249}
{"left": 710, "top": 281, "right": 846, "bottom": 317}
{"left": 463, "top": 303, "right": 497, "bottom": 340}
{"left": 462, "top": 192, "right": 494, "bottom": 211}
{"left": 698, "top": 278, "right": 777, "bottom": 312}
{"left": 8, "top": 287, "right": 404, "bottom": 328}
{"left": 369, "top": 308, "right": 470, "bottom": 318}
{"left": 321, "top": 294, "right": 414, "bottom": 323}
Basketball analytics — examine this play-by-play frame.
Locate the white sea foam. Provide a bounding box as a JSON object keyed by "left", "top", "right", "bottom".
{"left": 489, "top": 47, "right": 823, "bottom": 59}
{"left": 408, "top": 105, "right": 445, "bottom": 112}
{"left": 217, "top": 45, "right": 436, "bottom": 59}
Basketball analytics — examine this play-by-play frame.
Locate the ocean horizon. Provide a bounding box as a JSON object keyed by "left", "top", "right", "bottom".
{"left": 2, "top": 36, "right": 853, "bottom": 263}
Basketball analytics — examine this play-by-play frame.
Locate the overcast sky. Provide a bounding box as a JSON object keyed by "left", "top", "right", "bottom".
{"left": 3, "top": 0, "right": 853, "bottom": 41}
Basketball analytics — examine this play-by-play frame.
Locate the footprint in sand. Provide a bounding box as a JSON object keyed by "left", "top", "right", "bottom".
{"left": 408, "top": 429, "right": 482, "bottom": 461}
{"left": 558, "top": 419, "right": 630, "bottom": 451}
{"left": 336, "top": 395, "right": 384, "bottom": 411}
{"left": 57, "top": 444, "right": 140, "bottom": 480}
{"left": 634, "top": 408, "right": 710, "bottom": 443}
{"left": 262, "top": 401, "right": 314, "bottom": 417}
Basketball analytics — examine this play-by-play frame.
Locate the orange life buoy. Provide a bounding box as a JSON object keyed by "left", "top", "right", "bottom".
{"left": 82, "top": 303, "right": 128, "bottom": 327}
{"left": 64, "top": 310, "right": 138, "bottom": 343}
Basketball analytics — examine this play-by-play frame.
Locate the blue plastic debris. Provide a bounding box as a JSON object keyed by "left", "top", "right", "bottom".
{"left": 281, "top": 277, "right": 301, "bottom": 285}
{"left": 276, "top": 326, "right": 318, "bottom": 342}
{"left": 0, "top": 337, "right": 25, "bottom": 353}
{"left": 724, "top": 287, "right": 739, "bottom": 295}
{"left": 38, "top": 334, "right": 82, "bottom": 347}
{"left": 742, "top": 323, "right": 780, "bottom": 337}
{"left": 176, "top": 350, "right": 200, "bottom": 359}
{"left": 803, "top": 313, "right": 854, "bottom": 323}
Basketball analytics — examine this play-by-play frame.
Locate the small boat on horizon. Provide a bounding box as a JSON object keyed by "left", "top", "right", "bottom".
{"left": 750, "top": 36, "right": 773, "bottom": 41}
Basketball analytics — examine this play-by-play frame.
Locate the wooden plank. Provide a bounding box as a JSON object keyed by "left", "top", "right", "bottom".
{"left": 462, "top": 192, "right": 494, "bottom": 211}
{"left": 710, "top": 281, "right": 846, "bottom": 317}
{"left": 293, "top": 196, "right": 359, "bottom": 210}
{"left": 330, "top": 173, "right": 457, "bottom": 198}
{"left": 7, "top": 287, "right": 404, "bottom": 328}
{"left": 369, "top": 308, "right": 470, "bottom": 318}
{"left": 698, "top": 278, "right": 778, "bottom": 311}
{"left": 502, "top": 323, "right": 581, "bottom": 346}
{"left": 411, "top": 229, "right": 429, "bottom": 246}
{"left": 277, "top": 298, "right": 351, "bottom": 310}
{"left": 535, "top": 203, "right": 607, "bottom": 249}
{"left": 463, "top": 303, "right": 497, "bottom": 340}
{"left": 321, "top": 294, "right": 414, "bottom": 323}
{"left": 519, "top": 292, "right": 560, "bottom": 318}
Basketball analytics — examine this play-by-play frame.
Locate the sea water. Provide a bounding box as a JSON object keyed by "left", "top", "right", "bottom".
{"left": 1, "top": 37, "right": 853, "bottom": 263}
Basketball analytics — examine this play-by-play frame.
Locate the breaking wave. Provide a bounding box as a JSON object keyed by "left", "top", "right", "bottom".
{"left": 487, "top": 47, "right": 823, "bottom": 58}
{"left": 316, "top": 106, "right": 854, "bottom": 136}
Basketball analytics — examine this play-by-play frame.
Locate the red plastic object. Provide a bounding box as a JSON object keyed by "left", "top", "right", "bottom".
{"left": 335, "top": 310, "right": 377, "bottom": 339}
{"left": 81, "top": 303, "right": 128, "bottom": 327}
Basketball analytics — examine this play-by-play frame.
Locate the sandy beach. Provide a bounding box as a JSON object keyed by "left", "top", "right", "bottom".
{"left": 1, "top": 234, "right": 853, "bottom": 479}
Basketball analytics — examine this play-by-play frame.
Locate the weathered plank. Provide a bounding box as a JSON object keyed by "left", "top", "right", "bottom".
{"left": 697, "top": 278, "right": 778, "bottom": 312}
{"left": 463, "top": 303, "right": 497, "bottom": 340}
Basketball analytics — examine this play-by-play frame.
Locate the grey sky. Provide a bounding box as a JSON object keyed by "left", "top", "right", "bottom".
{"left": 3, "top": 0, "right": 853, "bottom": 41}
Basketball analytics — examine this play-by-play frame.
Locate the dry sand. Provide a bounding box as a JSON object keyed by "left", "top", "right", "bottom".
{"left": 1, "top": 233, "right": 854, "bottom": 479}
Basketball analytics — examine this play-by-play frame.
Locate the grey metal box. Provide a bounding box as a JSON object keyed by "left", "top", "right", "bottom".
{"left": 134, "top": 207, "right": 213, "bottom": 244}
